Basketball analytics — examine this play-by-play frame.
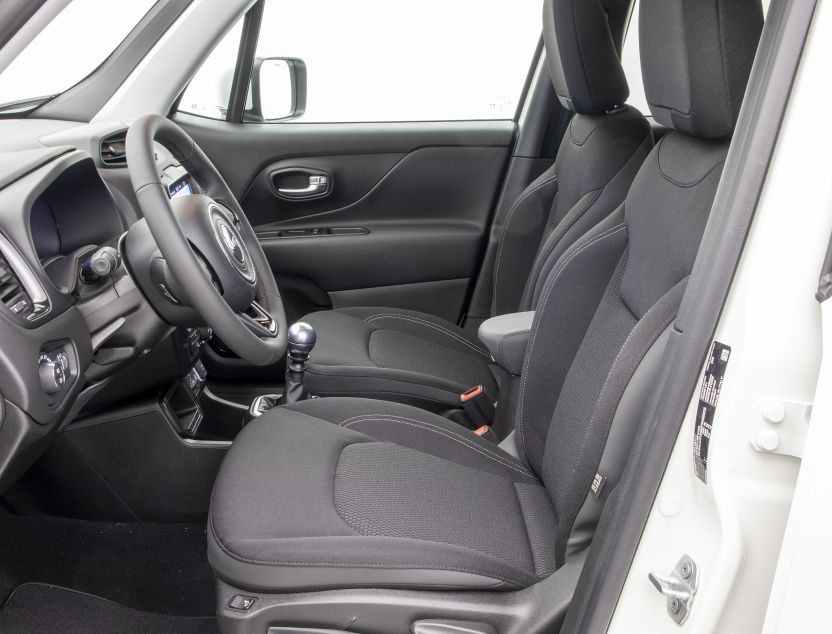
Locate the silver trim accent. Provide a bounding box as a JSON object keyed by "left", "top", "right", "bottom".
{"left": 0, "top": 231, "right": 51, "bottom": 321}
{"left": 91, "top": 317, "right": 126, "bottom": 351}
{"left": 202, "top": 387, "right": 249, "bottom": 411}
{"left": 218, "top": 222, "right": 245, "bottom": 265}
{"left": 248, "top": 393, "right": 282, "bottom": 418}
{"left": 240, "top": 300, "right": 277, "bottom": 337}
{"left": 278, "top": 175, "right": 328, "bottom": 196}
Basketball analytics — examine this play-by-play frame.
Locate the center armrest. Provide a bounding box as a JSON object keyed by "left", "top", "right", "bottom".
{"left": 478, "top": 311, "right": 535, "bottom": 376}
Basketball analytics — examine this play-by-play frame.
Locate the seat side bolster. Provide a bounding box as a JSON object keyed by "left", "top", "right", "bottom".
{"left": 207, "top": 526, "right": 527, "bottom": 593}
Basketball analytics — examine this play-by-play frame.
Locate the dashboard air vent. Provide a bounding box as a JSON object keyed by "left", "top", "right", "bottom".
{"left": 0, "top": 253, "right": 30, "bottom": 317}
{"left": 0, "top": 235, "right": 49, "bottom": 322}
{"left": 100, "top": 130, "right": 128, "bottom": 166}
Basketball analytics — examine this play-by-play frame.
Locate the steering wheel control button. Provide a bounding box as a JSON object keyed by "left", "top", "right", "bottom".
{"left": 91, "top": 246, "right": 121, "bottom": 276}
{"left": 37, "top": 346, "right": 74, "bottom": 398}
{"left": 149, "top": 258, "right": 182, "bottom": 305}
{"left": 81, "top": 246, "right": 122, "bottom": 283}
{"left": 227, "top": 595, "right": 256, "bottom": 612}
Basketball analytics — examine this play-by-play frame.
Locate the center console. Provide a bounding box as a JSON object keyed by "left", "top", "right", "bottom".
{"left": 163, "top": 358, "right": 208, "bottom": 436}
{"left": 161, "top": 328, "right": 254, "bottom": 441}
{"left": 46, "top": 322, "right": 314, "bottom": 520}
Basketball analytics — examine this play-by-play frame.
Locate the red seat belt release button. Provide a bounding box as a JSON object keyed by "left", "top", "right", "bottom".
{"left": 459, "top": 385, "right": 495, "bottom": 428}
{"left": 473, "top": 424, "right": 498, "bottom": 443}
{"left": 460, "top": 385, "right": 484, "bottom": 403}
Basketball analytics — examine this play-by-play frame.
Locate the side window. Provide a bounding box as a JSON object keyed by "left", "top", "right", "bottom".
{"left": 620, "top": 1, "right": 648, "bottom": 115}
{"left": 179, "top": 0, "right": 543, "bottom": 123}
{"left": 178, "top": 21, "right": 244, "bottom": 120}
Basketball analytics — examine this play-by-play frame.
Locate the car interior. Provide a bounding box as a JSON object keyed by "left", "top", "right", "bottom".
{"left": 0, "top": 0, "right": 785, "bottom": 631}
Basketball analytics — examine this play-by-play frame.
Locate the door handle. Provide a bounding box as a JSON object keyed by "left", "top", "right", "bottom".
{"left": 278, "top": 175, "right": 329, "bottom": 196}
{"left": 271, "top": 169, "right": 333, "bottom": 201}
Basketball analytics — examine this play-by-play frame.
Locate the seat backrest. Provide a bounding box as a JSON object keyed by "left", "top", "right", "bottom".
{"left": 489, "top": 0, "right": 653, "bottom": 317}
{"left": 515, "top": 0, "right": 764, "bottom": 565}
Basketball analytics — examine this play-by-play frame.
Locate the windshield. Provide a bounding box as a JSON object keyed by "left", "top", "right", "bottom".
{"left": 0, "top": 0, "right": 158, "bottom": 110}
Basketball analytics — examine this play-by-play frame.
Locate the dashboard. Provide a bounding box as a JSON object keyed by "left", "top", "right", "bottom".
{"left": 168, "top": 175, "right": 194, "bottom": 199}
{"left": 0, "top": 119, "right": 198, "bottom": 491}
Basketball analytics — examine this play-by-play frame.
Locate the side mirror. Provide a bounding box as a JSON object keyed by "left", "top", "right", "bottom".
{"left": 246, "top": 57, "right": 307, "bottom": 122}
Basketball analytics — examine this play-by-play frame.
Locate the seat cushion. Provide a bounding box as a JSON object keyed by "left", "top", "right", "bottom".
{"left": 302, "top": 307, "right": 498, "bottom": 409}
{"left": 208, "top": 398, "right": 556, "bottom": 593}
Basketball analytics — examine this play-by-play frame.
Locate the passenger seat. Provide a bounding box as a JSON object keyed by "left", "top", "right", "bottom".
{"left": 208, "top": 0, "right": 765, "bottom": 605}
{"left": 300, "top": 0, "right": 654, "bottom": 413}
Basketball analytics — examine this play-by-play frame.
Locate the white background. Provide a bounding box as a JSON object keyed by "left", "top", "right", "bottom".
{"left": 0, "top": 0, "right": 769, "bottom": 121}
{"left": 181, "top": 0, "right": 545, "bottom": 122}
{"left": 0, "top": 0, "right": 156, "bottom": 106}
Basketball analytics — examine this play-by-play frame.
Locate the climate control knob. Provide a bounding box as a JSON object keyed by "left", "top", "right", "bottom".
{"left": 38, "top": 357, "right": 66, "bottom": 395}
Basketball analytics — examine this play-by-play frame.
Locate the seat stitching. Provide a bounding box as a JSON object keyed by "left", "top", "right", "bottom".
{"left": 337, "top": 414, "right": 534, "bottom": 477}
{"left": 513, "top": 482, "right": 551, "bottom": 577}
{"left": 491, "top": 175, "right": 559, "bottom": 316}
{"left": 559, "top": 296, "right": 680, "bottom": 536}
{"left": 340, "top": 415, "right": 533, "bottom": 477}
{"left": 656, "top": 135, "right": 727, "bottom": 188}
{"left": 305, "top": 365, "right": 468, "bottom": 395}
{"left": 363, "top": 313, "right": 490, "bottom": 357}
{"left": 207, "top": 514, "right": 530, "bottom": 587}
{"left": 333, "top": 443, "right": 537, "bottom": 574}
{"left": 516, "top": 224, "right": 627, "bottom": 460}
{"left": 524, "top": 129, "right": 653, "bottom": 310}
{"left": 364, "top": 314, "right": 488, "bottom": 356}
{"left": 551, "top": 318, "right": 641, "bottom": 505}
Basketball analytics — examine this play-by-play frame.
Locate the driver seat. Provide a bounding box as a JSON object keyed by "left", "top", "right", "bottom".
{"left": 208, "top": 0, "right": 763, "bottom": 613}
{"left": 298, "top": 0, "right": 654, "bottom": 412}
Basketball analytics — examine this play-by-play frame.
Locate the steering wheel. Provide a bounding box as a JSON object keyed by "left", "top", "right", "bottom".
{"left": 125, "top": 114, "right": 287, "bottom": 366}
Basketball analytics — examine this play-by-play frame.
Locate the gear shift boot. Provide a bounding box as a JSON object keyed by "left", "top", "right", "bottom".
{"left": 247, "top": 394, "right": 282, "bottom": 422}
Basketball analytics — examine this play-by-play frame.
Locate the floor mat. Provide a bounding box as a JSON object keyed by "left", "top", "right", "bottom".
{"left": 0, "top": 584, "right": 218, "bottom": 633}
{"left": 0, "top": 514, "right": 215, "bottom": 617}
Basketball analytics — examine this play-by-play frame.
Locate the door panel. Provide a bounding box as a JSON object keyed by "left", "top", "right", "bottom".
{"left": 176, "top": 113, "right": 514, "bottom": 327}
{"left": 176, "top": 115, "right": 514, "bottom": 198}
{"left": 241, "top": 146, "right": 506, "bottom": 228}
{"left": 241, "top": 153, "right": 406, "bottom": 222}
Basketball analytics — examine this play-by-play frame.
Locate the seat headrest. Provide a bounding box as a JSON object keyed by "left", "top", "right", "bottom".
{"left": 640, "top": 0, "right": 764, "bottom": 138}
{"left": 543, "top": 0, "right": 629, "bottom": 114}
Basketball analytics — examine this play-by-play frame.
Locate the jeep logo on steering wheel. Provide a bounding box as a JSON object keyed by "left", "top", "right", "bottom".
{"left": 218, "top": 221, "right": 245, "bottom": 265}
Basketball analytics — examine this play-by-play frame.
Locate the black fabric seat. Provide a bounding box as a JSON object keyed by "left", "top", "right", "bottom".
{"left": 209, "top": 398, "right": 554, "bottom": 591}
{"left": 301, "top": 0, "right": 654, "bottom": 410}
{"left": 209, "top": 0, "right": 763, "bottom": 596}
{"left": 302, "top": 306, "right": 500, "bottom": 406}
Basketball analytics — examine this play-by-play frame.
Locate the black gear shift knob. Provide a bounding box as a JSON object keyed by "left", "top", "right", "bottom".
{"left": 282, "top": 322, "right": 316, "bottom": 405}
{"left": 287, "top": 322, "right": 316, "bottom": 361}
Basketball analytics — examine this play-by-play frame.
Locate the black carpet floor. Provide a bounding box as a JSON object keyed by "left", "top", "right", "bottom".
{"left": 0, "top": 514, "right": 216, "bottom": 617}
{"left": 0, "top": 583, "right": 219, "bottom": 633}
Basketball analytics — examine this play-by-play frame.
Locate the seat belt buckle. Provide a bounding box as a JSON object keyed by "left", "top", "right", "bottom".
{"left": 459, "top": 385, "right": 496, "bottom": 428}
{"left": 473, "top": 424, "right": 499, "bottom": 443}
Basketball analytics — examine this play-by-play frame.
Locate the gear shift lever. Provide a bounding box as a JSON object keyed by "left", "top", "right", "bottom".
{"left": 282, "top": 322, "right": 316, "bottom": 404}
